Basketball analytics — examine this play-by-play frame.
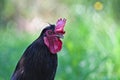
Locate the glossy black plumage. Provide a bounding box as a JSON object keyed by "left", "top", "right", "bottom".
{"left": 11, "top": 25, "right": 57, "bottom": 80}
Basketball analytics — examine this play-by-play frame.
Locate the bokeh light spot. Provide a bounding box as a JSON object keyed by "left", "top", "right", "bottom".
{"left": 94, "top": 1, "right": 103, "bottom": 11}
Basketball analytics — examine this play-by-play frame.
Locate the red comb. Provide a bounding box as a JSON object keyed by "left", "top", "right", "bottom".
{"left": 55, "top": 18, "right": 66, "bottom": 34}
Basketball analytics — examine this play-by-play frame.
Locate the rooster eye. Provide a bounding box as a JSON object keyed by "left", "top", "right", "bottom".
{"left": 47, "top": 30, "right": 54, "bottom": 35}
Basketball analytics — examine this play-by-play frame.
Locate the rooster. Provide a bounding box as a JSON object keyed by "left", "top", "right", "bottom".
{"left": 11, "top": 18, "right": 66, "bottom": 80}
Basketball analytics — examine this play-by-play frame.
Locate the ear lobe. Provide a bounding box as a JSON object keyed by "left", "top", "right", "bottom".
{"left": 44, "top": 37, "right": 49, "bottom": 48}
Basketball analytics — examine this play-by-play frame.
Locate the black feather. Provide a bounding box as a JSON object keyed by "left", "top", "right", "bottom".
{"left": 11, "top": 25, "right": 57, "bottom": 80}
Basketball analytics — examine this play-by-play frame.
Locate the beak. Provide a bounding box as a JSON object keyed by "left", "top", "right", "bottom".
{"left": 56, "top": 34, "right": 64, "bottom": 39}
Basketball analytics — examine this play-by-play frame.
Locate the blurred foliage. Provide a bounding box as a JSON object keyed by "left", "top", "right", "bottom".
{"left": 0, "top": 0, "right": 120, "bottom": 80}
{"left": 0, "top": 28, "right": 35, "bottom": 80}
{"left": 112, "top": 0, "right": 120, "bottom": 24}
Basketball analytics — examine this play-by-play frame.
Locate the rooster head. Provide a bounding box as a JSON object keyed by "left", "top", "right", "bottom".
{"left": 41, "top": 18, "right": 66, "bottom": 54}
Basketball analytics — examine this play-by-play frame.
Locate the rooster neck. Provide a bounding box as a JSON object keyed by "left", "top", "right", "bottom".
{"left": 24, "top": 36, "right": 57, "bottom": 61}
{"left": 13, "top": 37, "right": 58, "bottom": 80}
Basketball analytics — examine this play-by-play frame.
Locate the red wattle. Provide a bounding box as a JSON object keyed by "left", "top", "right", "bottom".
{"left": 44, "top": 37, "right": 62, "bottom": 54}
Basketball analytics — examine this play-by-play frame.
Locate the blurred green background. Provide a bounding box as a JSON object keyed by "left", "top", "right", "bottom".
{"left": 0, "top": 0, "right": 120, "bottom": 80}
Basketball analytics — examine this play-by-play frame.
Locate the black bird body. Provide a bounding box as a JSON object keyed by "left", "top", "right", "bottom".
{"left": 11, "top": 18, "right": 66, "bottom": 80}
{"left": 11, "top": 26, "right": 57, "bottom": 80}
